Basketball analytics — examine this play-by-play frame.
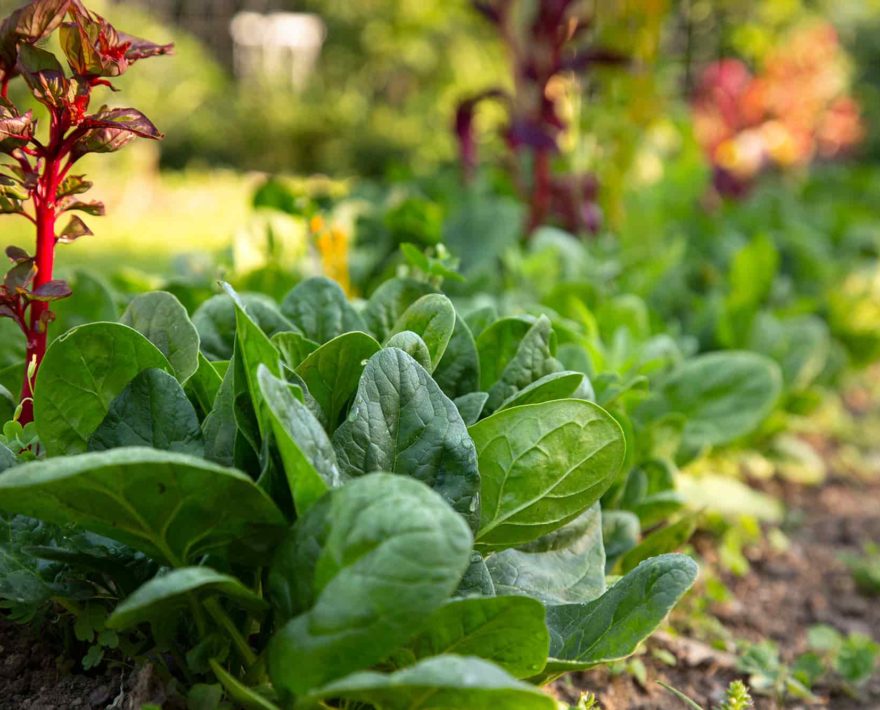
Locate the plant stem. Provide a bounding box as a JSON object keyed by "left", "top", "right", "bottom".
{"left": 18, "top": 154, "right": 60, "bottom": 424}
{"left": 203, "top": 597, "right": 257, "bottom": 668}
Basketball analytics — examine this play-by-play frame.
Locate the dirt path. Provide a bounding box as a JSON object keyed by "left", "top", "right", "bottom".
{"left": 563, "top": 474, "right": 880, "bottom": 709}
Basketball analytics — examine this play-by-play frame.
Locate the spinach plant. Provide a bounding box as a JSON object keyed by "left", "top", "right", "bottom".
{"left": 0, "top": 275, "right": 698, "bottom": 708}
{"left": 0, "top": 0, "right": 170, "bottom": 423}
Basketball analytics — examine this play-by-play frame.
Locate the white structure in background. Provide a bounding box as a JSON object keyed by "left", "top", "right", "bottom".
{"left": 230, "top": 12, "right": 325, "bottom": 90}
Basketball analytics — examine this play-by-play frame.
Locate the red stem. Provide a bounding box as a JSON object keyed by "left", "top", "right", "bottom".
{"left": 18, "top": 129, "right": 63, "bottom": 424}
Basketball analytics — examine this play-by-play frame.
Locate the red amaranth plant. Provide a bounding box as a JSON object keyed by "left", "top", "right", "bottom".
{"left": 0, "top": 0, "right": 171, "bottom": 423}
{"left": 456, "top": 0, "right": 624, "bottom": 236}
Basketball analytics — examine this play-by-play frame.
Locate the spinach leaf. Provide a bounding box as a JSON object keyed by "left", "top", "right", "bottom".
{"left": 332, "top": 349, "right": 480, "bottom": 529}
{"left": 389, "top": 294, "right": 456, "bottom": 370}
{"left": 309, "top": 655, "right": 555, "bottom": 710}
{"left": 542, "top": 554, "right": 698, "bottom": 674}
{"left": 485, "top": 504, "right": 605, "bottom": 604}
{"left": 120, "top": 291, "right": 200, "bottom": 381}
{"left": 469, "top": 400, "right": 624, "bottom": 550}
{"left": 398, "top": 596, "right": 550, "bottom": 678}
{"left": 268, "top": 473, "right": 472, "bottom": 696}
{"left": 637, "top": 351, "right": 782, "bottom": 457}
{"left": 280, "top": 277, "right": 366, "bottom": 344}
{"left": 385, "top": 330, "right": 433, "bottom": 370}
{"left": 108, "top": 567, "right": 266, "bottom": 630}
{"left": 295, "top": 331, "right": 381, "bottom": 431}
{"left": 257, "top": 365, "right": 344, "bottom": 515}
{"left": 0, "top": 448, "right": 285, "bottom": 567}
{"left": 88, "top": 369, "right": 204, "bottom": 456}
{"left": 363, "top": 277, "right": 435, "bottom": 341}
{"left": 434, "top": 315, "right": 480, "bottom": 399}
{"left": 34, "top": 323, "right": 173, "bottom": 456}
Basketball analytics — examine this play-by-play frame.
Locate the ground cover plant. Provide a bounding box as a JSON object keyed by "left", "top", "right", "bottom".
{"left": 0, "top": 265, "right": 702, "bottom": 707}
{"left": 1, "top": 0, "right": 879, "bottom": 708}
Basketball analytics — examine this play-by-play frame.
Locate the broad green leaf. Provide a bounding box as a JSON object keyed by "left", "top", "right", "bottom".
{"left": 0, "top": 442, "right": 15, "bottom": 472}
{"left": 454, "top": 392, "right": 488, "bottom": 425}
{"left": 34, "top": 323, "right": 173, "bottom": 456}
{"left": 749, "top": 314, "right": 830, "bottom": 391}
{"left": 477, "top": 316, "right": 533, "bottom": 390}
{"left": 443, "top": 190, "right": 525, "bottom": 274}
{"left": 108, "top": 567, "right": 266, "bottom": 630}
{"left": 398, "top": 596, "right": 549, "bottom": 678}
{"left": 485, "top": 504, "right": 605, "bottom": 604}
{"left": 363, "top": 277, "right": 435, "bottom": 341}
{"left": 120, "top": 291, "right": 200, "bottom": 381}
{"left": 542, "top": 554, "right": 698, "bottom": 675}
{"left": 280, "top": 277, "right": 366, "bottom": 344}
{"left": 88, "top": 369, "right": 204, "bottom": 456}
{"left": 617, "top": 516, "right": 697, "bottom": 574}
{"left": 637, "top": 351, "right": 782, "bottom": 456}
{"left": 268, "top": 474, "right": 472, "bottom": 696}
{"left": 456, "top": 553, "right": 496, "bottom": 597}
{"left": 187, "top": 353, "right": 223, "bottom": 414}
{"left": 210, "top": 660, "right": 280, "bottom": 710}
{"left": 434, "top": 316, "right": 480, "bottom": 399}
{"left": 332, "top": 349, "right": 480, "bottom": 529}
{"left": 601, "top": 510, "right": 640, "bottom": 573}
{"left": 202, "top": 362, "right": 236, "bottom": 468}
{"left": 389, "top": 294, "right": 455, "bottom": 370}
{"left": 385, "top": 331, "right": 432, "bottom": 371}
{"left": 497, "top": 371, "right": 586, "bottom": 411}
{"left": 295, "top": 332, "right": 381, "bottom": 431}
{"left": 257, "top": 365, "right": 344, "bottom": 515}
{"left": 193, "top": 293, "right": 294, "bottom": 361}
{"left": 223, "top": 283, "right": 282, "bottom": 439}
{"left": 0, "top": 448, "right": 285, "bottom": 567}
{"left": 309, "top": 655, "right": 555, "bottom": 710}
{"left": 479, "top": 316, "right": 562, "bottom": 413}
{"left": 470, "top": 400, "right": 625, "bottom": 550}
{"left": 272, "top": 331, "right": 318, "bottom": 370}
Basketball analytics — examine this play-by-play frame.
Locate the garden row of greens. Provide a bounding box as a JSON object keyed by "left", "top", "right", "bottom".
{"left": 0, "top": 270, "right": 734, "bottom": 708}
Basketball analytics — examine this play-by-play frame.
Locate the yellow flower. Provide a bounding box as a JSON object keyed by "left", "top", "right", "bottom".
{"left": 315, "top": 223, "right": 354, "bottom": 297}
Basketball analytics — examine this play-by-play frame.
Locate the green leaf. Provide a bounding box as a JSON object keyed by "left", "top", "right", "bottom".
{"left": 453, "top": 392, "right": 488, "bottom": 425}
{"left": 332, "top": 349, "right": 481, "bottom": 530}
{"left": 0, "top": 448, "right": 285, "bottom": 567}
{"left": 434, "top": 316, "right": 480, "bottom": 399}
{"left": 108, "top": 567, "right": 266, "bottom": 630}
{"left": 223, "top": 282, "right": 282, "bottom": 439}
{"left": 389, "top": 294, "right": 455, "bottom": 371}
{"left": 385, "top": 331, "right": 432, "bottom": 371}
{"left": 87, "top": 369, "right": 204, "bottom": 456}
{"left": 542, "top": 554, "right": 698, "bottom": 674}
{"left": 398, "top": 596, "right": 550, "bottom": 678}
{"left": 479, "top": 316, "right": 562, "bottom": 413}
{"left": 363, "top": 277, "right": 435, "bottom": 341}
{"left": 295, "top": 331, "right": 381, "bottom": 432}
{"left": 601, "top": 510, "right": 640, "bottom": 573}
{"left": 268, "top": 473, "right": 473, "bottom": 696}
{"left": 34, "top": 323, "right": 172, "bottom": 456}
{"left": 202, "top": 362, "right": 236, "bottom": 468}
{"left": 485, "top": 504, "right": 605, "bottom": 604}
{"left": 309, "top": 655, "right": 555, "bottom": 710}
{"left": 210, "top": 660, "right": 280, "bottom": 710}
{"left": 193, "top": 293, "right": 294, "bottom": 362}
{"left": 280, "top": 277, "right": 366, "bottom": 344}
{"left": 271, "top": 331, "right": 318, "bottom": 370}
{"left": 497, "top": 371, "right": 587, "bottom": 411}
{"left": 257, "top": 365, "right": 344, "bottom": 515}
{"left": 120, "top": 291, "right": 200, "bottom": 381}
{"left": 187, "top": 352, "right": 223, "bottom": 414}
{"left": 617, "top": 516, "right": 697, "bottom": 574}
{"left": 469, "top": 400, "right": 625, "bottom": 550}
{"left": 637, "top": 351, "right": 782, "bottom": 456}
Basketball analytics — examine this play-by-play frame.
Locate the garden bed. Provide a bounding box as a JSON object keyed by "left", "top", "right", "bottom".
{"left": 558, "top": 472, "right": 880, "bottom": 709}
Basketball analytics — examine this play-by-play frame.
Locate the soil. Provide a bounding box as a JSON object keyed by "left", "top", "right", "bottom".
{"left": 561, "top": 472, "right": 880, "bottom": 710}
